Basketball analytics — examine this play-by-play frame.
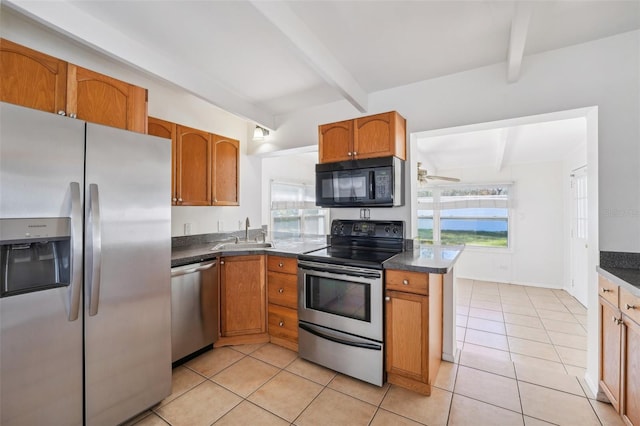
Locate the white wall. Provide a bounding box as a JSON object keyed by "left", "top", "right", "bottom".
{"left": 1, "top": 8, "right": 263, "bottom": 237}
{"left": 433, "top": 162, "right": 566, "bottom": 288}
{"left": 265, "top": 30, "right": 640, "bottom": 254}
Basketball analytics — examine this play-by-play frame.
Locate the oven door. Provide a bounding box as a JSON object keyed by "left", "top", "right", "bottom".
{"left": 297, "top": 260, "right": 383, "bottom": 341}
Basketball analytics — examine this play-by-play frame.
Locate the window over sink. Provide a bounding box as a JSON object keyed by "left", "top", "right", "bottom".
{"left": 270, "top": 181, "right": 328, "bottom": 239}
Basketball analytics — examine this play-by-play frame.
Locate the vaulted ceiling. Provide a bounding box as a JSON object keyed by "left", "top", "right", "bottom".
{"left": 4, "top": 1, "right": 639, "bottom": 130}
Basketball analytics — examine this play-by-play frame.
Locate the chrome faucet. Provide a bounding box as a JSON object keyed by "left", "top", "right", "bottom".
{"left": 245, "top": 217, "right": 250, "bottom": 241}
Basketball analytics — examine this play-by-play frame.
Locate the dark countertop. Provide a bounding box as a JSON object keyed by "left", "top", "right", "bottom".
{"left": 172, "top": 238, "right": 465, "bottom": 274}
{"left": 383, "top": 244, "right": 465, "bottom": 274}
{"left": 597, "top": 266, "right": 640, "bottom": 297}
{"left": 171, "top": 239, "right": 328, "bottom": 267}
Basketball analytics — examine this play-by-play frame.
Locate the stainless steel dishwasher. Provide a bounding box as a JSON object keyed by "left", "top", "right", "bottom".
{"left": 170, "top": 260, "right": 218, "bottom": 363}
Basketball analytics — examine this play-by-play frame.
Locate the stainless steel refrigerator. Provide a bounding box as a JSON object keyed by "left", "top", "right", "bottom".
{"left": 0, "top": 102, "right": 172, "bottom": 425}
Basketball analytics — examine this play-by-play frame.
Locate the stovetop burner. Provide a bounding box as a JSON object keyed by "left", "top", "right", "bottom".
{"left": 299, "top": 219, "right": 405, "bottom": 269}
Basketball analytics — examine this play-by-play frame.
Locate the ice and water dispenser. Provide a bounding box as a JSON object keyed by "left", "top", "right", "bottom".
{"left": 0, "top": 218, "right": 72, "bottom": 298}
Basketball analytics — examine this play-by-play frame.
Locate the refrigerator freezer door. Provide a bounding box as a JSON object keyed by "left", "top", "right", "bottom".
{"left": 0, "top": 103, "right": 85, "bottom": 426}
{"left": 84, "top": 123, "right": 172, "bottom": 425}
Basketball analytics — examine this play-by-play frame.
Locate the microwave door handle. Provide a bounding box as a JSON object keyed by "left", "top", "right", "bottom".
{"left": 369, "top": 171, "right": 375, "bottom": 199}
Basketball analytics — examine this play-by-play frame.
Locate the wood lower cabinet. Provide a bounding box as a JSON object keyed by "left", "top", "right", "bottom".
{"left": 1, "top": 39, "right": 147, "bottom": 133}
{"left": 598, "top": 274, "right": 640, "bottom": 426}
{"left": 318, "top": 111, "right": 406, "bottom": 163}
{"left": 623, "top": 314, "right": 640, "bottom": 426}
{"left": 217, "top": 255, "right": 268, "bottom": 346}
{"left": 600, "top": 296, "right": 622, "bottom": 411}
{"left": 1, "top": 38, "right": 67, "bottom": 114}
{"left": 266, "top": 255, "right": 299, "bottom": 351}
{"left": 385, "top": 270, "right": 442, "bottom": 395}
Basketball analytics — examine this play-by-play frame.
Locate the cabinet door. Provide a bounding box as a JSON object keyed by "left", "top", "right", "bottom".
{"left": 1, "top": 38, "right": 67, "bottom": 114}
{"left": 220, "top": 255, "right": 266, "bottom": 337}
{"left": 354, "top": 111, "right": 406, "bottom": 160}
{"left": 600, "top": 298, "right": 622, "bottom": 412}
{"left": 318, "top": 120, "right": 353, "bottom": 163}
{"left": 385, "top": 290, "right": 429, "bottom": 382}
{"left": 67, "top": 64, "right": 147, "bottom": 133}
{"left": 212, "top": 135, "right": 239, "bottom": 206}
{"left": 622, "top": 317, "right": 640, "bottom": 426}
{"left": 147, "top": 117, "right": 177, "bottom": 205}
{"left": 176, "top": 125, "right": 211, "bottom": 206}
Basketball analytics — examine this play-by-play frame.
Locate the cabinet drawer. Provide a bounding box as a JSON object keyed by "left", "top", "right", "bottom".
{"left": 620, "top": 287, "right": 640, "bottom": 325}
{"left": 268, "top": 255, "right": 297, "bottom": 275}
{"left": 268, "top": 271, "right": 298, "bottom": 309}
{"left": 386, "top": 269, "right": 428, "bottom": 295}
{"left": 598, "top": 275, "right": 619, "bottom": 307}
{"left": 268, "top": 304, "right": 298, "bottom": 341}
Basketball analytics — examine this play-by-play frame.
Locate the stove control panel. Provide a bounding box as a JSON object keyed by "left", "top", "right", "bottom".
{"left": 330, "top": 220, "right": 404, "bottom": 239}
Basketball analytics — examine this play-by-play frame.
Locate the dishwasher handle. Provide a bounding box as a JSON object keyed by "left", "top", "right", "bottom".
{"left": 171, "top": 261, "right": 216, "bottom": 277}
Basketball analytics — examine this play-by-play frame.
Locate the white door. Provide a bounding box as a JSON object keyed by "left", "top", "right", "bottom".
{"left": 569, "top": 166, "right": 588, "bottom": 307}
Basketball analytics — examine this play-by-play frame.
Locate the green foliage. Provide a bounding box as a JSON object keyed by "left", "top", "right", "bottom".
{"left": 417, "top": 229, "right": 508, "bottom": 247}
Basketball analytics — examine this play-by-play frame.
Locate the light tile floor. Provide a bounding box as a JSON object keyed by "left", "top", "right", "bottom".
{"left": 125, "top": 279, "right": 622, "bottom": 426}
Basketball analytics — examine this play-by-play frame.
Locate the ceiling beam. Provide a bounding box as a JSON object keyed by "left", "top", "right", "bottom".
{"left": 495, "top": 128, "right": 510, "bottom": 172}
{"left": 5, "top": 0, "right": 276, "bottom": 129}
{"left": 507, "top": 2, "right": 533, "bottom": 83}
{"left": 249, "top": 0, "right": 368, "bottom": 113}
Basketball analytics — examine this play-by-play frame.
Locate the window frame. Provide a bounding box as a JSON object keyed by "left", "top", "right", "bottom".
{"left": 416, "top": 183, "right": 513, "bottom": 250}
{"left": 269, "top": 180, "right": 329, "bottom": 239}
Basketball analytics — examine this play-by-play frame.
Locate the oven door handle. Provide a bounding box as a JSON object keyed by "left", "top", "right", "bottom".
{"left": 299, "top": 323, "right": 382, "bottom": 351}
{"left": 299, "top": 264, "right": 381, "bottom": 280}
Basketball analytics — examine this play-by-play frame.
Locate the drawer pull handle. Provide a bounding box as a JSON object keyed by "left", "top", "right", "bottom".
{"left": 385, "top": 296, "right": 390, "bottom": 302}
{"left": 278, "top": 262, "right": 284, "bottom": 267}
{"left": 278, "top": 288, "right": 284, "bottom": 293}
{"left": 612, "top": 316, "right": 623, "bottom": 325}
{"left": 625, "top": 303, "right": 636, "bottom": 310}
{"left": 602, "top": 288, "right": 612, "bottom": 293}
{"left": 402, "top": 279, "right": 409, "bottom": 285}
{"left": 278, "top": 321, "right": 284, "bottom": 327}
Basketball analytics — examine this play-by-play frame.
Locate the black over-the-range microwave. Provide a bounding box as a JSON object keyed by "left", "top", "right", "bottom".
{"left": 315, "top": 156, "right": 405, "bottom": 207}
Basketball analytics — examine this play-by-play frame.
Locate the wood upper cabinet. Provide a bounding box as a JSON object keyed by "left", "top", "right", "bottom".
{"left": 148, "top": 117, "right": 240, "bottom": 207}
{"left": 354, "top": 111, "right": 406, "bottom": 161}
{"left": 385, "top": 270, "right": 442, "bottom": 395}
{"left": 318, "top": 119, "right": 353, "bottom": 163}
{"left": 219, "top": 255, "right": 266, "bottom": 338}
{"left": 147, "top": 117, "right": 178, "bottom": 205}
{"left": 212, "top": 134, "right": 239, "bottom": 206}
{"left": 176, "top": 125, "right": 211, "bottom": 206}
{"left": 1, "top": 39, "right": 147, "bottom": 133}
{"left": 318, "top": 111, "right": 406, "bottom": 163}
{"left": 67, "top": 64, "right": 147, "bottom": 133}
{"left": 1, "top": 38, "right": 67, "bottom": 114}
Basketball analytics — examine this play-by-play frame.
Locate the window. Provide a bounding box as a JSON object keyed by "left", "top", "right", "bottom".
{"left": 417, "top": 184, "right": 511, "bottom": 248}
{"left": 270, "top": 181, "right": 328, "bottom": 239}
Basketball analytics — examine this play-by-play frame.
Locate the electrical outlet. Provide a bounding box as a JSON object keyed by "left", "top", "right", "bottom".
{"left": 184, "top": 223, "right": 192, "bottom": 235}
{"left": 218, "top": 220, "right": 223, "bottom": 231}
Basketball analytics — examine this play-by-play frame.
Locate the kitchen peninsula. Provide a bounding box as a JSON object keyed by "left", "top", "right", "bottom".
{"left": 171, "top": 233, "right": 464, "bottom": 396}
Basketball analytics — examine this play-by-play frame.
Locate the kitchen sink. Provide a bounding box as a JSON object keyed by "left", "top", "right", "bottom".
{"left": 210, "top": 241, "right": 273, "bottom": 251}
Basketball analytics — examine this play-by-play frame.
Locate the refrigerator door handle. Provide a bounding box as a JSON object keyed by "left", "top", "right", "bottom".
{"left": 87, "top": 183, "right": 102, "bottom": 316}
{"left": 68, "top": 182, "right": 83, "bottom": 321}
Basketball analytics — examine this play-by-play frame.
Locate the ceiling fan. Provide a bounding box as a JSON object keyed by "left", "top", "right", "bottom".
{"left": 416, "top": 162, "right": 460, "bottom": 183}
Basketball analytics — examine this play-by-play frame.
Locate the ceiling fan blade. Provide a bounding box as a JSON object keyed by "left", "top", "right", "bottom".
{"left": 427, "top": 175, "right": 461, "bottom": 182}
